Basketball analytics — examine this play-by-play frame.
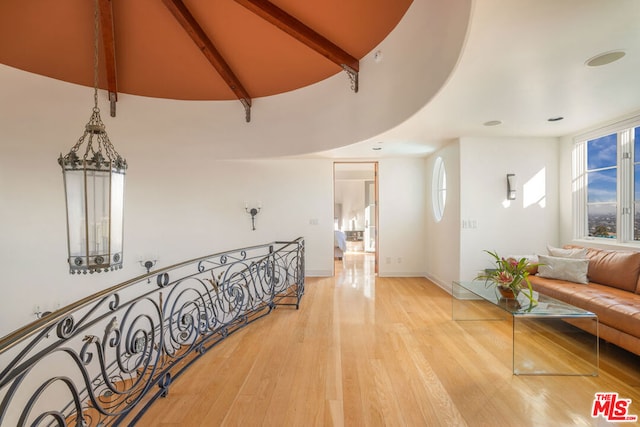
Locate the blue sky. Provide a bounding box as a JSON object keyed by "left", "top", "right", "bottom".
{"left": 587, "top": 133, "right": 617, "bottom": 170}
{"left": 588, "top": 169, "right": 616, "bottom": 203}
{"left": 587, "top": 133, "right": 617, "bottom": 203}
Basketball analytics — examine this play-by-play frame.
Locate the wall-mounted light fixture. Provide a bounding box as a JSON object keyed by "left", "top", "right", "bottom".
{"left": 139, "top": 259, "right": 157, "bottom": 283}
{"left": 245, "top": 202, "right": 262, "bottom": 231}
{"left": 34, "top": 306, "right": 52, "bottom": 319}
{"left": 507, "top": 173, "right": 517, "bottom": 200}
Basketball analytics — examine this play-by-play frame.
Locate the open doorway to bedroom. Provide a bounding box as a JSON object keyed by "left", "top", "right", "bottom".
{"left": 333, "top": 162, "right": 378, "bottom": 275}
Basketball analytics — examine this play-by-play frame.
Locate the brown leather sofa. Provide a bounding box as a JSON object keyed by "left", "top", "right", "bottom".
{"left": 528, "top": 245, "right": 640, "bottom": 357}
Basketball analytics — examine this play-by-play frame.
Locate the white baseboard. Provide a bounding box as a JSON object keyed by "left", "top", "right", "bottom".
{"left": 424, "top": 273, "right": 452, "bottom": 294}
{"left": 305, "top": 270, "right": 332, "bottom": 277}
{"left": 378, "top": 271, "right": 428, "bottom": 278}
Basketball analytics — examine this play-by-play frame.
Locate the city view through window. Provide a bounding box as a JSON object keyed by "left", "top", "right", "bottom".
{"left": 586, "top": 128, "right": 640, "bottom": 241}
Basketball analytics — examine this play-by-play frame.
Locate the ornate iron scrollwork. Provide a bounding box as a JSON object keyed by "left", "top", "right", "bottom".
{"left": 0, "top": 238, "right": 305, "bottom": 426}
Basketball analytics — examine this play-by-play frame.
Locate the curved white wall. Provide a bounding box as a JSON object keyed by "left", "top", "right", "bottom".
{"left": 425, "top": 143, "right": 461, "bottom": 288}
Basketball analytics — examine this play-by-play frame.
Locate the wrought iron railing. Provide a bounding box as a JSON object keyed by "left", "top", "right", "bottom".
{"left": 0, "top": 238, "right": 305, "bottom": 426}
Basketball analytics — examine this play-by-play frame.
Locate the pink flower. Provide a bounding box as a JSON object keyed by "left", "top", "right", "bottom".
{"left": 496, "top": 271, "right": 514, "bottom": 286}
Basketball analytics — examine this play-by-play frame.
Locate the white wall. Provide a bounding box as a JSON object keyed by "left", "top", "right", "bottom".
{"left": 378, "top": 158, "right": 427, "bottom": 277}
{"left": 425, "top": 142, "right": 461, "bottom": 289}
{"left": 458, "top": 137, "right": 560, "bottom": 281}
{"left": 334, "top": 180, "right": 367, "bottom": 230}
{"left": 0, "top": 143, "right": 335, "bottom": 336}
{"left": 124, "top": 158, "right": 336, "bottom": 273}
{"left": 0, "top": 139, "right": 428, "bottom": 337}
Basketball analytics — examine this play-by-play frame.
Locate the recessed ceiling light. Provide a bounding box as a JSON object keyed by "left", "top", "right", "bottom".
{"left": 372, "top": 147, "right": 382, "bottom": 151}
{"left": 585, "top": 50, "right": 626, "bottom": 67}
{"left": 483, "top": 120, "right": 502, "bottom": 126}
{"left": 548, "top": 116, "right": 564, "bottom": 122}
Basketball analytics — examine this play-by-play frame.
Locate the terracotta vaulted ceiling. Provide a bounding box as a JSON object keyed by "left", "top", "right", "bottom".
{"left": 0, "top": 0, "right": 412, "bottom": 110}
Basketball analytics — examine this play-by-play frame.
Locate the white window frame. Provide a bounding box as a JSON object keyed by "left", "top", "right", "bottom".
{"left": 432, "top": 156, "right": 446, "bottom": 222}
{"left": 573, "top": 115, "right": 640, "bottom": 243}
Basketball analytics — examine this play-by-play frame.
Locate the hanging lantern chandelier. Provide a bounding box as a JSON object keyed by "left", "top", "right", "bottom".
{"left": 58, "top": 0, "right": 127, "bottom": 274}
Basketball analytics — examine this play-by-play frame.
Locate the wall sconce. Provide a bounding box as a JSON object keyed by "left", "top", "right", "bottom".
{"left": 139, "top": 259, "right": 157, "bottom": 283}
{"left": 507, "top": 173, "right": 517, "bottom": 200}
{"left": 245, "top": 202, "right": 262, "bottom": 231}
{"left": 34, "top": 306, "right": 52, "bottom": 319}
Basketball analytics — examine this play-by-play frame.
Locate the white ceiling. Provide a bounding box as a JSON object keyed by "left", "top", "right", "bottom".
{"left": 318, "top": 0, "right": 640, "bottom": 158}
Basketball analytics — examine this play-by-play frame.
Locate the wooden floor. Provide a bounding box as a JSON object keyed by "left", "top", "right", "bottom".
{"left": 138, "top": 253, "right": 640, "bottom": 426}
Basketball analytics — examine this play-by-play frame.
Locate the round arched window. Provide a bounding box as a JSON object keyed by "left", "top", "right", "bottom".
{"left": 432, "top": 156, "right": 447, "bottom": 222}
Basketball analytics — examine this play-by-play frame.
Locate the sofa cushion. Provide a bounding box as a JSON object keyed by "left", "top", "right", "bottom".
{"left": 576, "top": 294, "right": 640, "bottom": 339}
{"left": 530, "top": 277, "right": 640, "bottom": 339}
{"left": 583, "top": 247, "right": 640, "bottom": 292}
{"left": 537, "top": 255, "right": 589, "bottom": 284}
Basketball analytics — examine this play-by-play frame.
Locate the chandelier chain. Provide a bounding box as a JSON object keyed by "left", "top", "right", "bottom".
{"left": 58, "top": 0, "right": 127, "bottom": 171}
{"left": 93, "top": 0, "right": 100, "bottom": 111}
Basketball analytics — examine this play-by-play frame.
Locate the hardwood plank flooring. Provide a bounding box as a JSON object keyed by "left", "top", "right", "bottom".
{"left": 137, "top": 253, "right": 640, "bottom": 426}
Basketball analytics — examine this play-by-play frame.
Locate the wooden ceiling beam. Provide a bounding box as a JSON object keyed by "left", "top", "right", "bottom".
{"left": 98, "top": 0, "right": 118, "bottom": 117}
{"left": 234, "top": 0, "right": 359, "bottom": 91}
{"left": 162, "top": 0, "right": 252, "bottom": 122}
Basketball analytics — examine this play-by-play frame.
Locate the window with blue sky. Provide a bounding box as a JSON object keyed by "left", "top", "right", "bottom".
{"left": 577, "top": 119, "right": 640, "bottom": 243}
{"left": 586, "top": 133, "right": 617, "bottom": 238}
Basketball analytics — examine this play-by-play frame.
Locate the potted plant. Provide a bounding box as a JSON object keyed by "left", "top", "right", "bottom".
{"left": 475, "top": 250, "right": 538, "bottom": 306}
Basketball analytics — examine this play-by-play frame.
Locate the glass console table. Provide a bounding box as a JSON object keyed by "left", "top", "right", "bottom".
{"left": 452, "top": 280, "right": 599, "bottom": 376}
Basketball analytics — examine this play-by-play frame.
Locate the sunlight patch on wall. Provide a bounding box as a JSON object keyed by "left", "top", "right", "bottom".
{"left": 524, "top": 168, "right": 546, "bottom": 208}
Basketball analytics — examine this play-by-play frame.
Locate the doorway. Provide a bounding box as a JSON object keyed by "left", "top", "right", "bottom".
{"left": 333, "top": 162, "right": 379, "bottom": 275}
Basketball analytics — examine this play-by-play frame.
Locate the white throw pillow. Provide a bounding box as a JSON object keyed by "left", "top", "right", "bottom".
{"left": 507, "top": 254, "right": 539, "bottom": 263}
{"left": 547, "top": 245, "right": 588, "bottom": 259}
{"left": 537, "top": 255, "right": 589, "bottom": 284}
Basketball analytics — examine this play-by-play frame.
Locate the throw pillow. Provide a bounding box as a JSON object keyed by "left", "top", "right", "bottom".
{"left": 537, "top": 255, "right": 589, "bottom": 284}
{"left": 583, "top": 248, "right": 640, "bottom": 292}
{"left": 547, "top": 245, "right": 588, "bottom": 259}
